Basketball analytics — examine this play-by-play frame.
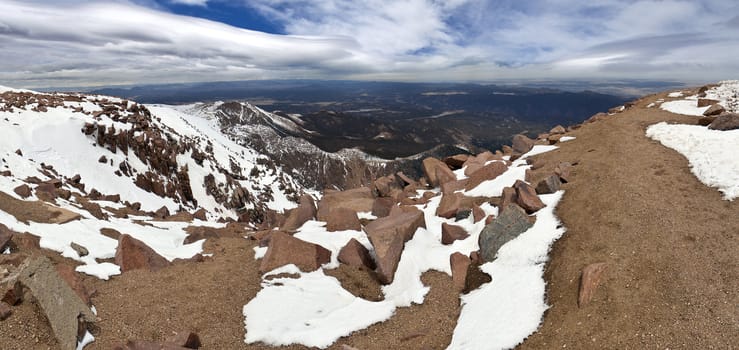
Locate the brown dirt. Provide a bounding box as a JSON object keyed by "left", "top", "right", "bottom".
{"left": 2, "top": 87, "right": 737, "bottom": 350}
{"left": 519, "top": 89, "right": 739, "bottom": 349}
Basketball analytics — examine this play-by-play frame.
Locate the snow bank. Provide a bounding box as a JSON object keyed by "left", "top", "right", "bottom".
{"left": 448, "top": 192, "right": 565, "bottom": 350}
{"left": 661, "top": 80, "right": 739, "bottom": 116}
{"left": 646, "top": 122, "right": 739, "bottom": 200}
{"left": 660, "top": 100, "right": 709, "bottom": 116}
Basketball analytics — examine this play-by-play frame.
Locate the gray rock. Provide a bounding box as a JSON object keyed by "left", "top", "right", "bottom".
{"left": 17, "top": 256, "right": 95, "bottom": 350}
{"left": 708, "top": 113, "right": 739, "bottom": 131}
{"left": 478, "top": 204, "right": 534, "bottom": 262}
{"left": 70, "top": 242, "right": 88, "bottom": 257}
{"left": 535, "top": 175, "right": 562, "bottom": 195}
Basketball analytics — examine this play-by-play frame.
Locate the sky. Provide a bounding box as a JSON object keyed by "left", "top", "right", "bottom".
{"left": 0, "top": 0, "right": 738, "bottom": 88}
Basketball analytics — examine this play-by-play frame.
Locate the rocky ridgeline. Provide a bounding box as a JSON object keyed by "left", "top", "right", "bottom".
{"left": 249, "top": 123, "right": 577, "bottom": 290}
{"left": 0, "top": 90, "right": 302, "bottom": 224}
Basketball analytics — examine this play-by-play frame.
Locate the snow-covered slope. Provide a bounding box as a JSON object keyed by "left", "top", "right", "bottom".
{"left": 0, "top": 87, "right": 305, "bottom": 278}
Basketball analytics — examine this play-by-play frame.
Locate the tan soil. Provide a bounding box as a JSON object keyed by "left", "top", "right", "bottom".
{"left": 1, "top": 88, "right": 737, "bottom": 349}
{"left": 0, "top": 191, "right": 80, "bottom": 224}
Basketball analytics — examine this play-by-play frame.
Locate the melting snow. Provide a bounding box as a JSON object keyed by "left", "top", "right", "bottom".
{"left": 244, "top": 144, "right": 565, "bottom": 349}
{"left": 559, "top": 136, "right": 576, "bottom": 142}
{"left": 646, "top": 122, "right": 739, "bottom": 200}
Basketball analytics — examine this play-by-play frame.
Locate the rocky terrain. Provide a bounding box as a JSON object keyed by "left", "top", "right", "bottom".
{"left": 0, "top": 81, "right": 737, "bottom": 350}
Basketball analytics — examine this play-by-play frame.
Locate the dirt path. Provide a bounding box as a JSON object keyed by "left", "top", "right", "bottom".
{"left": 519, "top": 90, "right": 739, "bottom": 349}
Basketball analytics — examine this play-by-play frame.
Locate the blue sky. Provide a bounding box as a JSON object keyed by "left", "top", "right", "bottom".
{"left": 0, "top": 0, "right": 737, "bottom": 88}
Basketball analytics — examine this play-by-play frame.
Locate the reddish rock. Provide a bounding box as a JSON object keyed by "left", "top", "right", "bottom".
{"left": 697, "top": 98, "right": 719, "bottom": 107}
{"left": 535, "top": 175, "right": 562, "bottom": 194}
{"left": 499, "top": 187, "right": 518, "bottom": 213}
{"left": 153, "top": 206, "right": 170, "bottom": 219}
{"left": 364, "top": 210, "right": 426, "bottom": 284}
{"left": 166, "top": 331, "right": 202, "bottom": 349}
{"left": 450, "top": 252, "right": 471, "bottom": 292}
{"left": 282, "top": 194, "right": 316, "bottom": 231}
{"left": 513, "top": 180, "right": 545, "bottom": 213}
{"left": 395, "top": 172, "right": 416, "bottom": 186}
{"left": 388, "top": 205, "right": 422, "bottom": 217}
{"left": 511, "top": 134, "right": 535, "bottom": 154}
{"left": 578, "top": 262, "right": 608, "bottom": 307}
{"left": 697, "top": 116, "right": 716, "bottom": 126}
{"left": 436, "top": 192, "right": 463, "bottom": 219}
{"left": 100, "top": 228, "right": 122, "bottom": 240}
{"left": 55, "top": 264, "right": 91, "bottom": 305}
{"left": 34, "top": 183, "right": 59, "bottom": 202}
{"left": 443, "top": 154, "right": 469, "bottom": 169}
{"left": 463, "top": 162, "right": 483, "bottom": 177}
{"left": 547, "top": 134, "right": 562, "bottom": 144}
{"left": 193, "top": 208, "right": 207, "bottom": 221}
{"left": 464, "top": 161, "right": 508, "bottom": 191}
{"left": 0, "top": 170, "right": 11, "bottom": 177}
{"left": 259, "top": 231, "right": 331, "bottom": 273}
{"left": 554, "top": 162, "right": 573, "bottom": 183}
{"left": 422, "top": 157, "right": 454, "bottom": 187}
{"left": 2, "top": 281, "right": 23, "bottom": 306}
{"left": 472, "top": 205, "right": 485, "bottom": 223}
{"left": 373, "top": 175, "right": 399, "bottom": 197}
{"left": 338, "top": 238, "right": 376, "bottom": 270}
{"left": 11, "top": 232, "right": 40, "bottom": 251}
{"left": 371, "top": 197, "right": 395, "bottom": 218}
{"left": 440, "top": 179, "right": 468, "bottom": 194}
{"left": 325, "top": 207, "right": 361, "bottom": 232}
{"left": 115, "top": 234, "right": 171, "bottom": 272}
{"left": 703, "top": 104, "right": 725, "bottom": 116}
{"left": 435, "top": 166, "right": 457, "bottom": 186}
{"left": 441, "top": 223, "right": 469, "bottom": 245}
{"left": 0, "top": 301, "right": 11, "bottom": 321}
{"left": 13, "top": 184, "right": 32, "bottom": 198}
{"left": 549, "top": 125, "right": 566, "bottom": 134}
{"left": 317, "top": 187, "right": 374, "bottom": 221}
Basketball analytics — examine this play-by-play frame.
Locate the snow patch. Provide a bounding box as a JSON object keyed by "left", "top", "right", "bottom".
{"left": 646, "top": 122, "right": 739, "bottom": 200}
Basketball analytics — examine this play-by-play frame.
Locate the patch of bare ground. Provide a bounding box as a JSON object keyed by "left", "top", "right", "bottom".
{"left": 519, "top": 89, "right": 738, "bottom": 349}
{"left": 0, "top": 191, "right": 80, "bottom": 224}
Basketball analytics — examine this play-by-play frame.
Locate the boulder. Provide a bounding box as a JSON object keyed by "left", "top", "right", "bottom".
{"left": 513, "top": 180, "right": 545, "bottom": 213}
{"left": 100, "top": 228, "right": 122, "bottom": 240}
{"left": 371, "top": 197, "right": 395, "bottom": 218}
{"left": 440, "top": 179, "right": 468, "bottom": 194}
{"left": 450, "top": 252, "right": 471, "bottom": 292}
{"left": 34, "top": 183, "right": 59, "bottom": 202}
{"left": 554, "top": 162, "right": 573, "bottom": 183}
{"left": 338, "top": 238, "right": 376, "bottom": 270}
{"left": 578, "top": 262, "right": 608, "bottom": 307}
{"left": 478, "top": 204, "right": 533, "bottom": 262}
{"left": 193, "top": 208, "right": 207, "bottom": 221}
{"left": 373, "top": 175, "right": 399, "bottom": 197}
{"left": 499, "top": 186, "right": 518, "bottom": 210}
{"left": 435, "top": 166, "right": 457, "bottom": 186}
{"left": 708, "top": 113, "right": 739, "bottom": 131}
{"left": 13, "top": 184, "right": 32, "bottom": 198}
{"left": 259, "top": 232, "right": 331, "bottom": 273}
{"left": 464, "top": 161, "right": 508, "bottom": 191}
{"left": 55, "top": 264, "right": 92, "bottom": 305}
{"left": 153, "top": 206, "right": 170, "bottom": 219}
{"left": 317, "top": 188, "right": 374, "bottom": 221}
{"left": 325, "top": 207, "right": 361, "bottom": 232}
{"left": 282, "top": 194, "right": 316, "bottom": 231}
{"left": 441, "top": 223, "right": 469, "bottom": 245}
{"left": 549, "top": 125, "right": 566, "bottom": 134}
{"left": 697, "top": 98, "right": 719, "bottom": 107}
{"left": 535, "top": 175, "right": 562, "bottom": 195}
{"left": 511, "top": 134, "right": 535, "bottom": 154}
{"left": 443, "top": 154, "right": 469, "bottom": 169}
{"left": 422, "top": 157, "right": 454, "bottom": 187}
{"left": 115, "top": 234, "right": 171, "bottom": 272}
{"left": 17, "top": 256, "right": 96, "bottom": 350}
{"left": 436, "top": 192, "right": 463, "bottom": 219}
{"left": 703, "top": 104, "right": 725, "bottom": 116}
{"left": 697, "top": 116, "right": 716, "bottom": 126}
{"left": 364, "top": 210, "right": 425, "bottom": 284}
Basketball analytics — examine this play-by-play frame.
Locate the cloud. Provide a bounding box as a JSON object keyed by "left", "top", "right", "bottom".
{"left": 169, "top": 0, "right": 208, "bottom": 5}
{"left": 0, "top": 0, "right": 737, "bottom": 88}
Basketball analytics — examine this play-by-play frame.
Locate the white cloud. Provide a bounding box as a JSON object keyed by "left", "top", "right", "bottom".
{"left": 0, "top": 0, "right": 737, "bottom": 88}
{"left": 169, "top": 0, "right": 209, "bottom": 6}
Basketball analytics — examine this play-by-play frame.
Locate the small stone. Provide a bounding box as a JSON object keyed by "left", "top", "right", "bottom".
{"left": 325, "top": 207, "right": 361, "bottom": 232}
{"left": 0, "top": 301, "right": 11, "bottom": 321}
{"left": 13, "top": 184, "right": 32, "bottom": 198}
{"left": 115, "top": 234, "right": 171, "bottom": 272}
{"left": 703, "top": 104, "right": 725, "bottom": 116}
{"left": 165, "top": 331, "right": 202, "bottom": 349}
{"left": 154, "top": 206, "right": 170, "bottom": 219}
{"left": 441, "top": 223, "right": 469, "bottom": 245}
{"left": 71, "top": 242, "right": 89, "bottom": 257}
{"left": 98, "top": 155, "right": 108, "bottom": 163}
{"left": 578, "top": 262, "right": 608, "bottom": 307}
{"left": 554, "top": 162, "right": 573, "bottom": 183}
{"left": 514, "top": 180, "right": 545, "bottom": 213}
{"left": 511, "top": 134, "right": 535, "bottom": 154}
